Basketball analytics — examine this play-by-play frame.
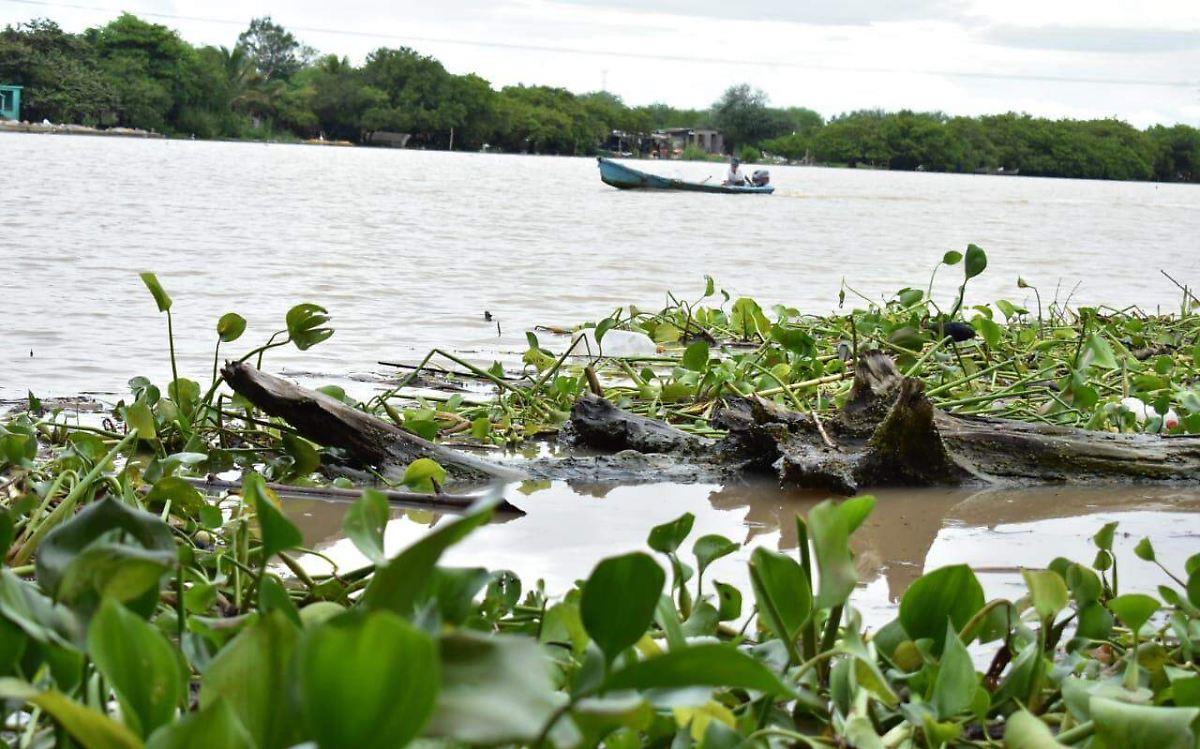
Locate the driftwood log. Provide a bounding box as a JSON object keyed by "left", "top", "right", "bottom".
{"left": 221, "top": 362, "right": 526, "bottom": 483}
{"left": 224, "top": 355, "right": 1200, "bottom": 494}
{"left": 221, "top": 362, "right": 727, "bottom": 485}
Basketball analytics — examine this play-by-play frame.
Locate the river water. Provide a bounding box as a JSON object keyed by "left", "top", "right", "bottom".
{"left": 3, "top": 133, "right": 1199, "bottom": 611}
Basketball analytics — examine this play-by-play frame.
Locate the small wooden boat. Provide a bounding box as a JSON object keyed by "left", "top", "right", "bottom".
{"left": 597, "top": 157, "right": 774, "bottom": 194}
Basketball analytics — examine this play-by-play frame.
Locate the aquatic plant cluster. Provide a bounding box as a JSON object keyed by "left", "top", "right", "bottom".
{"left": 386, "top": 245, "right": 1200, "bottom": 447}
{"left": 2, "top": 255, "right": 1200, "bottom": 747}
{"left": 2, "top": 425, "right": 1200, "bottom": 748}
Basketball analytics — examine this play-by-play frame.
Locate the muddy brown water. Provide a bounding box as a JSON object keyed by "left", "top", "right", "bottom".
{"left": 289, "top": 479, "right": 1200, "bottom": 625}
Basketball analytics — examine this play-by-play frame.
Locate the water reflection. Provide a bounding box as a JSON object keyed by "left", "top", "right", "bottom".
{"left": 288, "top": 479, "right": 1200, "bottom": 624}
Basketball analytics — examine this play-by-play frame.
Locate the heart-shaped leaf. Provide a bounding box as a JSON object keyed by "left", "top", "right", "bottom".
{"left": 581, "top": 552, "right": 664, "bottom": 662}
{"left": 216, "top": 312, "right": 247, "bottom": 343}
{"left": 298, "top": 610, "right": 439, "bottom": 749}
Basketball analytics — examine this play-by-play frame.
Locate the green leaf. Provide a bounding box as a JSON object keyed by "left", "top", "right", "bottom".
{"left": 58, "top": 546, "right": 172, "bottom": 619}
{"left": 808, "top": 497, "right": 872, "bottom": 609}
{"left": 88, "top": 598, "right": 183, "bottom": 738}
{"left": 257, "top": 574, "right": 302, "bottom": 627}
{"left": 713, "top": 581, "right": 742, "bottom": 621}
{"left": 838, "top": 494, "right": 876, "bottom": 534}
{"left": 1189, "top": 569, "right": 1200, "bottom": 609}
{"left": 0, "top": 507, "right": 14, "bottom": 561}
{"left": 125, "top": 401, "right": 157, "bottom": 442}
{"left": 539, "top": 601, "right": 588, "bottom": 654}
{"left": 581, "top": 552, "right": 665, "bottom": 662}
{"left": 0, "top": 678, "right": 143, "bottom": 749}
{"left": 964, "top": 244, "right": 987, "bottom": 279}
{"left": 593, "top": 317, "right": 617, "bottom": 346}
{"left": 730, "top": 297, "right": 769, "bottom": 338}
{"left": 1085, "top": 334, "right": 1119, "bottom": 370}
{"left": 693, "top": 535, "right": 738, "bottom": 579}
{"left": 36, "top": 497, "right": 176, "bottom": 617}
{"left": 199, "top": 610, "right": 302, "bottom": 749}
{"left": 281, "top": 433, "right": 320, "bottom": 477}
{"left": 423, "top": 567, "right": 491, "bottom": 626}
{"left": 942, "top": 250, "right": 963, "bottom": 265}
{"left": 146, "top": 698, "right": 254, "bottom": 749}
{"left": 682, "top": 341, "right": 710, "bottom": 372}
{"left": 285, "top": 303, "right": 334, "bottom": 350}
{"left": 1107, "top": 594, "right": 1159, "bottom": 632}
{"left": 362, "top": 496, "right": 497, "bottom": 615}
{"left": 243, "top": 473, "right": 302, "bottom": 561}
{"left": 1090, "top": 697, "right": 1198, "bottom": 749}
{"left": 140, "top": 272, "right": 172, "bottom": 312}
{"left": 216, "top": 312, "right": 247, "bottom": 343}
{"left": 1003, "top": 710, "right": 1068, "bottom": 749}
{"left": 572, "top": 694, "right": 653, "bottom": 741}
{"left": 652, "top": 322, "right": 682, "bottom": 343}
{"left": 770, "top": 325, "right": 816, "bottom": 355}
{"left": 1094, "top": 521, "right": 1118, "bottom": 551}
{"left": 932, "top": 624, "right": 976, "bottom": 720}
{"left": 995, "top": 299, "right": 1027, "bottom": 321}
{"left": 298, "top": 610, "right": 439, "bottom": 749}
{"left": 343, "top": 489, "right": 389, "bottom": 565}
{"left": 145, "top": 476, "right": 205, "bottom": 517}
{"left": 648, "top": 513, "right": 695, "bottom": 554}
{"left": 425, "top": 632, "right": 576, "bottom": 746}
{"left": 1172, "top": 676, "right": 1200, "bottom": 707}
{"left": 0, "top": 616, "right": 26, "bottom": 676}
{"left": 976, "top": 316, "right": 1002, "bottom": 348}
{"left": 1076, "top": 602, "right": 1115, "bottom": 642}
{"left": 748, "top": 547, "right": 812, "bottom": 645}
{"left": 899, "top": 565, "right": 984, "bottom": 653}
{"left": 1022, "top": 568, "right": 1069, "bottom": 622}
{"left": 603, "top": 643, "right": 795, "bottom": 696}
{"left": 1134, "top": 538, "right": 1156, "bottom": 562}
{"left": 401, "top": 458, "right": 447, "bottom": 493}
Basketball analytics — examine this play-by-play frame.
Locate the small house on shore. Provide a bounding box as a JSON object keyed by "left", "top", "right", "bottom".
{"left": 601, "top": 127, "right": 727, "bottom": 158}
{"left": 656, "top": 127, "right": 724, "bottom": 156}
{"left": 0, "top": 85, "right": 22, "bottom": 121}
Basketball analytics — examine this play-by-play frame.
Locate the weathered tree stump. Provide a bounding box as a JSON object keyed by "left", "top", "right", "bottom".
{"left": 706, "top": 351, "right": 1200, "bottom": 493}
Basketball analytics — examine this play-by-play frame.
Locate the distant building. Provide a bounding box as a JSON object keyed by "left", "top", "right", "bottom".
{"left": 656, "top": 127, "right": 725, "bottom": 156}
{"left": 0, "top": 85, "right": 22, "bottom": 121}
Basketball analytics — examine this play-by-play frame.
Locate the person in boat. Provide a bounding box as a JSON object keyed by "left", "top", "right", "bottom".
{"left": 724, "top": 156, "right": 747, "bottom": 186}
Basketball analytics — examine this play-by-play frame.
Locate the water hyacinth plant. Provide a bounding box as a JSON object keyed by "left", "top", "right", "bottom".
{"left": 1, "top": 452, "right": 1199, "bottom": 748}
{"left": 2, "top": 260, "right": 1199, "bottom": 747}
{"left": 371, "top": 245, "right": 1200, "bottom": 446}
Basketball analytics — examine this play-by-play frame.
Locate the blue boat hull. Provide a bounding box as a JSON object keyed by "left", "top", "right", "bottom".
{"left": 597, "top": 157, "right": 774, "bottom": 194}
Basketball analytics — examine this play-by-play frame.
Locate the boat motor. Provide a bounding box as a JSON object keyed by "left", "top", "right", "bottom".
{"left": 751, "top": 169, "right": 770, "bottom": 187}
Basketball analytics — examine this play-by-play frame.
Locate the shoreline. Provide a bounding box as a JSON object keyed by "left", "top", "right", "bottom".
{"left": 5, "top": 124, "right": 1196, "bottom": 185}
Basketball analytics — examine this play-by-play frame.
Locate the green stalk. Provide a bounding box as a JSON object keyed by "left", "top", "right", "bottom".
{"left": 167, "top": 308, "right": 180, "bottom": 410}
{"left": 795, "top": 517, "right": 817, "bottom": 663}
{"left": 1057, "top": 721, "right": 1095, "bottom": 744}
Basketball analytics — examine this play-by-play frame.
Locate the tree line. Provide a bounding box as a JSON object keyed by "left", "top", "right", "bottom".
{"left": 1, "top": 14, "right": 1197, "bottom": 182}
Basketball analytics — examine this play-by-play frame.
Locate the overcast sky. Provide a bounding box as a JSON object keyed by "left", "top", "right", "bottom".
{"left": 4, "top": 0, "right": 1198, "bottom": 126}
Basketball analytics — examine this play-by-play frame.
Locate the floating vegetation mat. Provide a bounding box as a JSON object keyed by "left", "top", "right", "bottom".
{"left": 2, "top": 248, "right": 1200, "bottom": 747}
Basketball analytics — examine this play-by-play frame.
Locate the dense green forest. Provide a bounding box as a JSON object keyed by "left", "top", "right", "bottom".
{"left": 1, "top": 14, "right": 1198, "bottom": 182}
